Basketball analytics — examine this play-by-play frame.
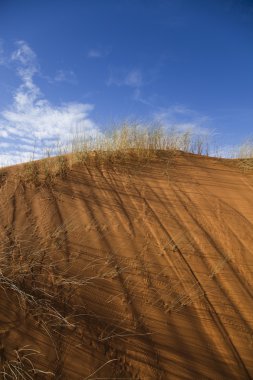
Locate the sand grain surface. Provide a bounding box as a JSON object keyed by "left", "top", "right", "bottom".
{"left": 0, "top": 152, "right": 252, "bottom": 379}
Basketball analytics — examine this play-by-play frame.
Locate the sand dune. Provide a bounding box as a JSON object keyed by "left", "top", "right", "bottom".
{"left": 0, "top": 151, "right": 253, "bottom": 379}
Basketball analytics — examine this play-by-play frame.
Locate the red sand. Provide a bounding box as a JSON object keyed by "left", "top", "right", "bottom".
{"left": 0, "top": 152, "right": 252, "bottom": 379}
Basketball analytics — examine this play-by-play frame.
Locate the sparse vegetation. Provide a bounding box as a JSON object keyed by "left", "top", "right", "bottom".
{"left": 71, "top": 123, "right": 212, "bottom": 163}
{"left": 235, "top": 139, "right": 253, "bottom": 171}
{"left": 13, "top": 123, "right": 213, "bottom": 185}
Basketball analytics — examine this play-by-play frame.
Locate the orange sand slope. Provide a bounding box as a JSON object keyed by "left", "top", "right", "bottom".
{"left": 0, "top": 152, "right": 253, "bottom": 379}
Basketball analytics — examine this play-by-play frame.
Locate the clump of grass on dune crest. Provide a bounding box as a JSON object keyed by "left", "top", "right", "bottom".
{"left": 71, "top": 123, "right": 211, "bottom": 164}
{"left": 72, "top": 124, "right": 165, "bottom": 162}
{"left": 16, "top": 123, "right": 211, "bottom": 185}
{"left": 232, "top": 139, "right": 253, "bottom": 171}
{"left": 72, "top": 124, "right": 167, "bottom": 164}
{"left": 237, "top": 139, "right": 253, "bottom": 159}
{"left": 18, "top": 154, "right": 70, "bottom": 185}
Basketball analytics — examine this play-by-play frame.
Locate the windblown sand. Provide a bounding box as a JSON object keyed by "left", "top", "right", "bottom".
{"left": 0, "top": 152, "right": 252, "bottom": 379}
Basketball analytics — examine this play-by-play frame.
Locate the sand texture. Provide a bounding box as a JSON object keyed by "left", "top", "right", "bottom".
{"left": 0, "top": 152, "right": 253, "bottom": 379}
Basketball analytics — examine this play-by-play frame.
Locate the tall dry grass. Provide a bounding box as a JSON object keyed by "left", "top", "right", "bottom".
{"left": 5, "top": 123, "right": 212, "bottom": 184}
{"left": 71, "top": 123, "right": 211, "bottom": 164}
{"left": 230, "top": 138, "right": 253, "bottom": 171}
{"left": 74, "top": 123, "right": 210, "bottom": 152}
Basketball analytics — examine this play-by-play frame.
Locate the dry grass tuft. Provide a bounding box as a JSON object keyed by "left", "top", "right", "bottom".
{"left": 0, "top": 346, "right": 54, "bottom": 379}
{"left": 232, "top": 139, "right": 253, "bottom": 171}
{"left": 13, "top": 123, "right": 212, "bottom": 184}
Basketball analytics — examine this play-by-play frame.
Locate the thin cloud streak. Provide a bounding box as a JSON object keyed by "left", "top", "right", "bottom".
{"left": 107, "top": 68, "right": 143, "bottom": 88}
{"left": 87, "top": 47, "right": 111, "bottom": 58}
{"left": 154, "top": 105, "right": 213, "bottom": 136}
{"left": 54, "top": 69, "right": 77, "bottom": 84}
{"left": 88, "top": 49, "right": 103, "bottom": 58}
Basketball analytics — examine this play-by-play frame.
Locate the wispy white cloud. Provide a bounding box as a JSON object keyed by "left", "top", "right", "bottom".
{"left": 125, "top": 70, "right": 142, "bottom": 87}
{"left": 154, "top": 105, "right": 212, "bottom": 135}
{"left": 11, "top": 40, "right": 38, "bottom": 68}
{"left": 87, "top": 47, "right": 111, "bottom": 59}
{"left": 0, "top": 41, "right": 99, "bottom": 167}
{"left": 88, "top": 49, "right": 102, "bottom": 58}
{"left": 107, "top": 68, "right": 143, "bottom": 88}
{"left": 54, "top": 69, "right": 77, "bottom": 84}
{"left": 107, "top": 67, "right": 160, "bottom": 107}
{"left": 133, "top": 88, "right": 155, "bottom": 107}
{"left": 41, "top": 69, "right": 77, "bottom": 85}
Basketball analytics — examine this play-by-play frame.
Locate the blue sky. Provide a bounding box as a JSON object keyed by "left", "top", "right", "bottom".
{"left": 0, "top": 0, "right": 253, "bottom": 165}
